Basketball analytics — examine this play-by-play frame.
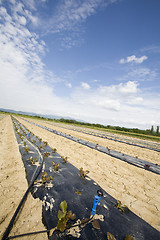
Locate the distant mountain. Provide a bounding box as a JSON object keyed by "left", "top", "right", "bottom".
{"left": 0, "top": 108, "right": 81, "bottom": 122}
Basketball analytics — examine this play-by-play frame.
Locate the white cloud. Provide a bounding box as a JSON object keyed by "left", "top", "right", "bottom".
{"left": 1, "top": 1, "right": 160, "bottom": 129}
{"left": 120, "top": 55, "right": 148, "bottom": 64}
{"left": 118, "top": 67, "right": 157, "bottom": 82}
{"left": 66, "top": 83, "right": 72, "bottom": 88}
{"left": 81, "top": 82, "right": 91, "bottom": 89}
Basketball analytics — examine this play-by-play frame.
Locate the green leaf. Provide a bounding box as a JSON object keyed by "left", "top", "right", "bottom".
{"left": 125, "top": 235, "right": 134, "bottom": 240}
{"left": 107, "top": 232, "right": 116, "bottom": 240}
{"left": 58, "top": 210, "right": 66, "bottom": 220}
{"left": 60, "top": 200, "right": 67, "bottom": 212}
{"left": 76, "top": 191, "right": 82, "bottom": 195}
{"left": 57, "top": 220, "right": 66, "bottom": 232}
{"left": 70, "top": 213, "right": 76, "bottom": 220}
{"left": 92, "top": 220, "right": 100, "bottom": 230}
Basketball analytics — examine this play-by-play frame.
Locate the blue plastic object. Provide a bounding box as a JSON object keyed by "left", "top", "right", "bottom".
{"left": 28, "top": 132, "right": 31, "bottom": 137}
{"left": 91, "top": 190, "right": 103, "bottom": 215}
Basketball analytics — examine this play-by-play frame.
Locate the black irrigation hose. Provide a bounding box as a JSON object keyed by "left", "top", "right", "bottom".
{"left": 2, "top": 118, "right": 45, "bottom": 240}
{"left": 6, "top": 215, "right": 94, "bottom": 239}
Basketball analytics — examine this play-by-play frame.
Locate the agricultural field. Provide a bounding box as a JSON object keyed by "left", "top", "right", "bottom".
{"left": 0, "top": 114, "right": 160, "bottom": 239}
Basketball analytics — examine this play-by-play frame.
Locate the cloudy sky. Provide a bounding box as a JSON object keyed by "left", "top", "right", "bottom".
{"left": 0, "top": 0, "right": 160, "bottom": 129}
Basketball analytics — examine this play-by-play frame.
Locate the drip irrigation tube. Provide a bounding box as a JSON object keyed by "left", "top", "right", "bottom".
{"left": 2, "top": 117, "right": 45, "bottom": 240}
{"left": 21, "top": 118, "right": 160, "bottom": 175}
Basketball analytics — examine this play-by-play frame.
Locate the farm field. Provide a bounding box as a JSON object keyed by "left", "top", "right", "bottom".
{"left": 16, "top": 116, "right": 160, "bottom": 231}
{"left": 0, "top": 115, "right": 160, "bottom": 239}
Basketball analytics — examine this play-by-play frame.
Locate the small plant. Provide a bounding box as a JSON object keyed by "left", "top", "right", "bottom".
{"left": 52, "top": 148, "right": 57, "bottom": 153}
{"left": 57, "top": 200, "right": 76, "bottom": 232}
{"left": 38, "top": 138, "right": 42, "bottom": 142}
{"left": 107, "top": 232, "right": 116, "bottom": 240}
{"left": 24, "top": 146, "right": 30, "bottom": 153}
{"left": 62, "top": 156, "right": 67, "bottom": 163}
{"left": 43, "top": 141, "right": 48, "bottom": 146}
{"left": 40, "top": 144, "right": 43, "bottom": 149}
{"left": 44, "top": 152, "right": 51, "bottom": 157}
{"left": 51, "top": 161, "right": 60, "bottom": 171}
{"left": 115, "top": 200, "right": 129, "bottom": 213}
{"left": 75, "top": 191, "right": 82, "bottom": 195}
{"left": 79, "top": 167, "right": 89, "bottom": 179}
{"left": 144, "top": 164, "right": 150, "bottom": 169}
{"left": 38, "top": 171, "right": 54, "bottom": 184}
{"left": 28, "top": 156, "right": 37, "bottom": 164}
{"left": 32, "top": 140, "right": 36, "bottom": 144}
{"left": 23, "top": 141, "right": 26, "bottom": 146}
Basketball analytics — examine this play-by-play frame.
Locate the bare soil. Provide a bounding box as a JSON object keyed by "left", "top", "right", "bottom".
{"left": 0, "top": 116, "right": 47, "bottom": 240}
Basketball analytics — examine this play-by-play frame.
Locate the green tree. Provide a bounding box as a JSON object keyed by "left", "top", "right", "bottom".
{"left": 156, "top": 126, "right": 159, "bottom": 135}
{"left": 151, "top": 125, "right": 154, "bottom": 134}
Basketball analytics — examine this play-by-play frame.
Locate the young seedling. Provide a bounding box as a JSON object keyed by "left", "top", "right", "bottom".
{"left": 24, "top": 146, "right": 30, "bottom": 153}
{"left": 107, "top": 232, "right": 116, "bottom": 240}
{"left": 23, "top": 141, "right": 26, "bottom": 146}
{"left": 57, "top": 200, "right": 76, "bottom": 232}
{"left": 35, "top": 171, "right": 54, "bottom": 184}
{"left": 28, "top": 156, "right": 37, "bottom": 164}
{"left": 43, "top": 141, "right": 48, "bottom": 146}
{"left": 62, "top": 156, "right": 67, "bottom": 163}
{"left": 44, "top": 152, "right": 51, "bottom": 157}
{"left": 38, "top": 138, "right": 42, "bottom": 142}
{"left": 52, "top": 148, "right": 57, "bottom": 153}
{"left": 115, "top": 200, "right": 129, "bottom": 213}
{"left": 51, "top": 161, "right": 60, "bottom": 171}
{"left": 79, "top": 167, "right": 89, "bottom": 179}
{"left": 40, "top": 144, "right": 43, "bottom": 150}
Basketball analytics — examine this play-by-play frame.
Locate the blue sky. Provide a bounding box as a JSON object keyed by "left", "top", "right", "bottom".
{"left": 0, "top": 0, "right": 160, "bottom": 129}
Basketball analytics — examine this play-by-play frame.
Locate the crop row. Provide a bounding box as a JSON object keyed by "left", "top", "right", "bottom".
{"left": 21, "top": 118, "right": 160, "bottom": 175}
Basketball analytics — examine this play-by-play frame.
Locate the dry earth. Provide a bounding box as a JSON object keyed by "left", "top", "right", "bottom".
{"left": 16, "top": 116, "right": 160, "bottom": 232}
{"left": 0, "top": 115, "right": 47, "bottom": 240}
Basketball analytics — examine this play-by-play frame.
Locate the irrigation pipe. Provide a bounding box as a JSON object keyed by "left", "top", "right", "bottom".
{"left": 6, "top": 215, "right": 94, "bottom": 239}
{"left": 2, "top": 118, "right": 45, "bottom": 240}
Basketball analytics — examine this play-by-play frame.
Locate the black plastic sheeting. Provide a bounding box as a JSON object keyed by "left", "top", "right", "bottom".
{"left": 45, "top": 122, "right": 160, "bottom": 153}
{"left": 21, "top": 118, "right": 160, "bottom": 175}
{"left": 11, "top": 117, "right": 160, "bottom": 240}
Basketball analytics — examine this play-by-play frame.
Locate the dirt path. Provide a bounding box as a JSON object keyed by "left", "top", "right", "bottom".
{"left": 17, "top": 117, "right": 160, "bottom": 232}
{"left": 0, "top": 116, "right": 47, "bottom": 240}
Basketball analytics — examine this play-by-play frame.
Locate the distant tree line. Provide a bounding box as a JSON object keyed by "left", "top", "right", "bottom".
{"left": 56, "top": 118, "right": 160, "bottom": 137}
